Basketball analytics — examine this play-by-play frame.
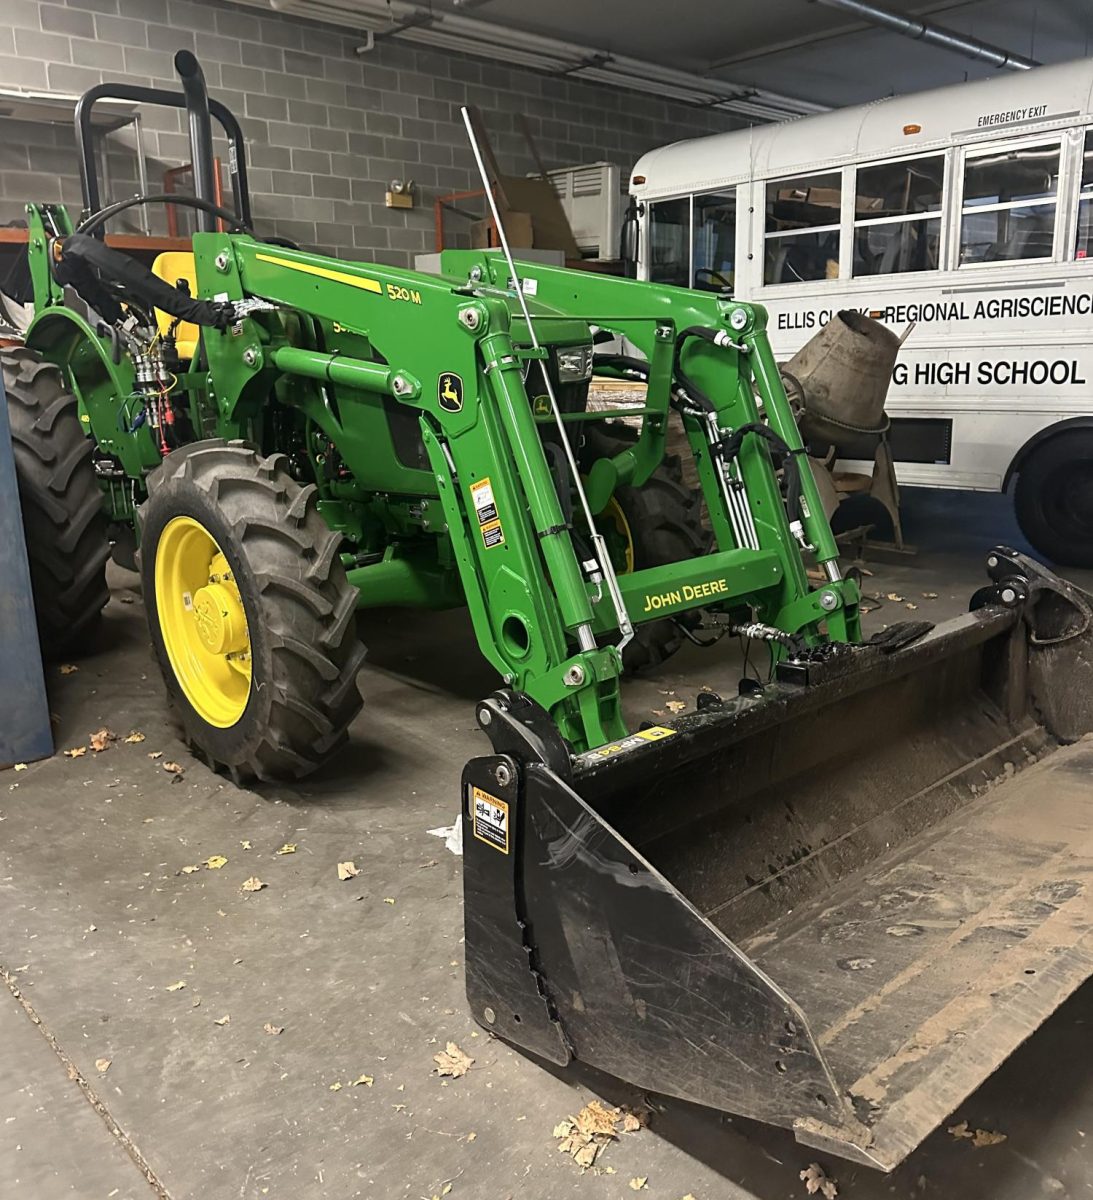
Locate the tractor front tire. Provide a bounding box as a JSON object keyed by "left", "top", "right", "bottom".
{"left": 139, "top": 440, "right": 365, "bottom": 782}
{"left": 586, "top": 425, "right": 708, "bottom": 673}
{"left": 3, "top": 346, "right": 109, "bottom": 659}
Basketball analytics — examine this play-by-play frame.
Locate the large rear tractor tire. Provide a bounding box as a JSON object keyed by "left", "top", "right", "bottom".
{"left": 138, "top": 440, "right": 366, "bottom": 782}
{"left": 584, "top": 425, "right": 708, "bottom": 672}
{"left": 1014, "top": 431, "right": 1093, "bottom": 568}
{"left": 3, "top": 346, "right": 109, "bottom": 659}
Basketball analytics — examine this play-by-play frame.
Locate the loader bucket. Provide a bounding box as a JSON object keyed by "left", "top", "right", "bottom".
{"left": 461, "top": 548, "right": 1093, "bottom": 1171}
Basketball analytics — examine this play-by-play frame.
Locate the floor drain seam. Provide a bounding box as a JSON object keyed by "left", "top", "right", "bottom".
{"left": 1, "top": 964, "right": 171, "bottom": 1200}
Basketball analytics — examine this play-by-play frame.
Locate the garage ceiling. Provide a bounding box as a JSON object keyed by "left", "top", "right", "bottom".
{"left": 246, "top": 0, "right": 1092, "bottom": 114}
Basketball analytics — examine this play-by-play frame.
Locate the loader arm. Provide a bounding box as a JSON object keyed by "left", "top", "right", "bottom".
{"left": 180, "top": 233, "right": 860, "bottom": 751}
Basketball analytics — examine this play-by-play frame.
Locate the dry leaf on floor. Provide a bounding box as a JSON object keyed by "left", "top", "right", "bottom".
{"left": 664, "top": 699, "right": 686, "bottom": 714}
{"left": 800, "top": 1162, "right": 838, "bottom": 1199}
{"left": 383, "top": 897, "right": 396, "bottom": 905}
{"left": 329, "top": 1081, "right": 342, "bottom": 1091}
{"left": 240, "top": 840, "right": 252, "bottom": 850}
{"left": 179, "top": 865, "right": 201, "bottom": 875}
{"left": 465, "top": 1131, "right": 476, "bottom": 1142}
{"left": 64, "top": 746, "right": 87, "bottom": 758}
{"left": 433, "top": 1041, "right": 474, "bottom": 1078}
{"left": 262, "top": 1023, "right": 284, "bottom": 1036}
{"left": 213, "top": 1014, "right": 230, "bottom": 1026}
{"left": 629, "top": 1179, "right": 648, "bottom": 1191}
{"left": 204, "top": 855, "right": 228, "bottom": 870}
{"left": 276, "top": 843, "right": 296, "bottom": 855}
{"left": 350, "top": 1074, "right": 374, "bottom": 1087}
{"left": 147, "top": 751, "right": 163, "bottom": 760}
{"left": 555, "top": 1100, "right": 632, "bottom": 1169}
{"left": 905, "top": 602, "right": 918, "bottom": 611}
{"left": 240, "top": 876, "right": 266, "bottom": 893}
{"left": 922, "top": 591, "right": 939, "bottom": 599}
{"left": 165, "top": 981, "right": 186, "bottom": 992}
{"left": 337, "top": 861, "right": 360, "bottom": 880}
{"left": 123, "top": 731, "right": 145, "bottom": 744}
{"left": 162, "top": 761, "right": 184, "bottom": 775}
{"left": 621, "top": 1112, "right": 644, "bottom": 1133}
{"left": 95, "top": 1058, "right": 111, "bottom": 1073}
{"left": 885, "top": 593, "right": 904, "bottom": 602}
{"left": 574, "top": 1100, "right": 620, "bottom": 1136}
{"left": 89, "top": 728, "right": 115, "bottom": 752}
{"left": 59, "top": 664, "right": 78, "bottom": 675}
{"left": 948, "top": 1121, "right": 1006, "bottom": 1147}
{"left": 13, "top": 763, "right": 27, "bottom": 771}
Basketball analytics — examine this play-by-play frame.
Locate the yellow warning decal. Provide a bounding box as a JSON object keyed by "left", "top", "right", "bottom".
{"left": 580, "top": 725, "right": 677, "bottom": 762}
{"left": 471, "top": 786, "right": 509, "bottom": 853}
{"left": 254, "top": 252, "right": 383, "bottom": 295}
{"left": 470, "top": 476, "right": 505, "bottom": 549}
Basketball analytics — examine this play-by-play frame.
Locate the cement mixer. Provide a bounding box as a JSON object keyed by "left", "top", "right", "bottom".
{"left": 781, "top": 310, "right": 906, "bottom": 545}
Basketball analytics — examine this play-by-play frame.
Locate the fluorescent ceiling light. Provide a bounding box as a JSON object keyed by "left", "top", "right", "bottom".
{"left": 242, "top": 0, "right": 826, "bottom": 122}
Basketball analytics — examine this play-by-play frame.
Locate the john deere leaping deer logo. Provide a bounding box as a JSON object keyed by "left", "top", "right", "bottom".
{"left": 438, "top": 372, "right": 464, "bottom": 413}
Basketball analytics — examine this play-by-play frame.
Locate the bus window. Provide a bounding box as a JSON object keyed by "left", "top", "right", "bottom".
{"left": 693, "top": 191, "right": 736, "bottom": 293}
{"left": 648, "top": 197, "right": 690, "bottom": 287}
{"left": 1076, "top": 130, "right": 1093, "bottom": 259}
{"left": 959, "top": 140, "right": 1061, "bottom": 265}
{"left": 765, "top": 172, "right": 841, "bottom": 285}
{"left": 853, "top": 154, "right": 943, "bottom": 276}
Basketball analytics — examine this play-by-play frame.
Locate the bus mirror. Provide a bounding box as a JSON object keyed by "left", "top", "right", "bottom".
{"left": 620, "top": 200, "right": 639, "bottom": 268}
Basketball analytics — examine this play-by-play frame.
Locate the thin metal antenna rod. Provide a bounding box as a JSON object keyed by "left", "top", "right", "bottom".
{"left": 459, "top": 105, "right": 633, "bottom": 651}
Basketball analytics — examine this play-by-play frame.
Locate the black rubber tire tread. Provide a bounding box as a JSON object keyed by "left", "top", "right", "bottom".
{"left": 582, "top": 423, "right": 708, "bottom": 672}
{"left": 2, "top": 346, "right": 110, "bottom": 658}
{"left": 138, "top": 439, "right": 365, "bottom": 782}
{"left": 1014, "top": 430, "right": 1093, "bottom": 568}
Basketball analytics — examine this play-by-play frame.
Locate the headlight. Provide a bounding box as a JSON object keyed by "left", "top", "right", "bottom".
{"left": 554, "top": 344, "right": 594, "bottom": 383}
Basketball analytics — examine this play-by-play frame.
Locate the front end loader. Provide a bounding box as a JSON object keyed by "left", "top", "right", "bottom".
{"left": 5, "top": 51, "right": 1093, "bottom": 1172}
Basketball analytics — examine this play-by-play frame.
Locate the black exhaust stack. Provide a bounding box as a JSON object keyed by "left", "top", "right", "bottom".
{"left": 174, "top": 51, "right": 216, "bottom": 234}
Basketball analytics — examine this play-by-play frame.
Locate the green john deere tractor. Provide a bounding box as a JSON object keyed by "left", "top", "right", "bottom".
{"left": 7, "top": 51, "right": 1093, "bottom": 1174}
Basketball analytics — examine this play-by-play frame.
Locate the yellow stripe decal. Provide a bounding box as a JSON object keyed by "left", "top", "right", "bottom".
{"left": 254, "top": 252, "right": 383, "bottom": 295}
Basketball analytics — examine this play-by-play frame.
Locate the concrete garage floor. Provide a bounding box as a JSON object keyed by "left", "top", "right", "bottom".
{"left": 2, "top": 487, "right": 1092, "bottom": 1200}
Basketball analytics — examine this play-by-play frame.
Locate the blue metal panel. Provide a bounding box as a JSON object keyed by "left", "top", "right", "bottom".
{"left": 0, "top": 371, "right": 53, "bottom": 766}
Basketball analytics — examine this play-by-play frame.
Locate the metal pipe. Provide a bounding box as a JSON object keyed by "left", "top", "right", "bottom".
{"left": 174, "top": 51, "right": 217, "bottom": 232}
{"left": 815, "top": 0, "right": 1040, "bottom": 70}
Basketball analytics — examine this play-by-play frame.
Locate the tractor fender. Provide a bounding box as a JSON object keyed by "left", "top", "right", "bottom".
{"left": 26, "top": 304, "right": 125, "bottom": 385}
{"left": 25, "top": 306, "right": 154, "bottom": 476}
{"left": 1002, "top": 416, "right": 1093, "bottom": 492}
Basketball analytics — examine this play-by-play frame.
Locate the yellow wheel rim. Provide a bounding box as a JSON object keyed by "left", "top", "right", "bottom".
{"left": 154, "top": 516, "right": 252, "bottom": 728}
{"left": 599, "top": 497, "right": 636, "bottom": 574}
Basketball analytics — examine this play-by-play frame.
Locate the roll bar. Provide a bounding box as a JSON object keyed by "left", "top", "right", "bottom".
{"left": 74, "top": 50, "right": 252, "bottom": 234}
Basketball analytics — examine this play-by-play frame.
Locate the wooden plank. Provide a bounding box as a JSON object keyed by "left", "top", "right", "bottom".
{"left": 0, "top": 228, "right": 190, "bottom": 252}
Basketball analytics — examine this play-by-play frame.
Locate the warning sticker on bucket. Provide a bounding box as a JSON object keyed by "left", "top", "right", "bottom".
{"left": 471, "top": 786, "right": 510, "bottom": 853}
{"left": 470, "top": 477, "right": 505, "bottom": 549}
{"left": 578, "top": 725, "right": 677, "bottom": 764}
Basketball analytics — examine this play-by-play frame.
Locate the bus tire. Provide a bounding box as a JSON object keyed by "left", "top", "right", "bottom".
{"left": 1014, "top": 430, "right": 1093, "bottom": 568}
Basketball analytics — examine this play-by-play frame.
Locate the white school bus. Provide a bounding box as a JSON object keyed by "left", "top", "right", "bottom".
{"left": 630, "top": 58, "right": 1093, "bottom": 566}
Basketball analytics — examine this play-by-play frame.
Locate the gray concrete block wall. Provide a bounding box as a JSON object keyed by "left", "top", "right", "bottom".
{"left": 0, "top": 0, "right": 740, "bottom": 264}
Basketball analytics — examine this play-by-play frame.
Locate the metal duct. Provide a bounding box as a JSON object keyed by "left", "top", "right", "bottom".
{"left": 815, "top": 0, "right": 1040, "bottom": 70}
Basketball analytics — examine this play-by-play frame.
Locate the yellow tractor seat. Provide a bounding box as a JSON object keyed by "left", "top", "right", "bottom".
{"left": 151, "top": 251, "right": 200, "bottom": 360}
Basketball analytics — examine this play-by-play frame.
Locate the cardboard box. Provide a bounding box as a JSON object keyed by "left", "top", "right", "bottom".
{"left": 471, "top": 211, "right": 534, "bottom": 249}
